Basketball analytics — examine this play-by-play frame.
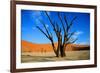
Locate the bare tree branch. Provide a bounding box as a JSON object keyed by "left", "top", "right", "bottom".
{"left": 71, "top": 38, "right": 78, "bottom": 43}
{"left": 35, "top": 11, "right": 78, "bottom": 57}
{"left": 64, "top": 15, "right": 69, "bottom": 31}
{"left": 67, "top": 16, "right": 77, "bottom": 32}
{"left": 67, "top": 31, "right": 76, "bottom": 42}
{"left": 66, "top": 38, "right": 78, "bottom": 44}
{"left": 58, "top": 12, "right": 66, "bottom": 33}
{"left": 45, "top": 11, "right": 57, "bottom": 32}
{"left": 38, "top": 19, "right": 51, "bottom": 37}
{"left": 36, "top": 26, "right": 49, "bottom": 39}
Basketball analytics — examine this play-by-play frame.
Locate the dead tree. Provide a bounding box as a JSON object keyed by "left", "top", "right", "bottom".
{"left": 36, "top": 11, "right": 78, "bottom": 57}
{"left": 57, "top": 13, "right": 78, "bottom": 57}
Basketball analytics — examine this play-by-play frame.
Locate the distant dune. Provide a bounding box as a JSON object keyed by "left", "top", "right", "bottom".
{"left": 21, "top": 40, "right": 90, "bottom": 52}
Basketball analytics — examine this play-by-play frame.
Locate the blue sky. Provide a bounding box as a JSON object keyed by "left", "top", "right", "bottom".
{"left": 21, "top": 10, "right": 90, "bottom": 45}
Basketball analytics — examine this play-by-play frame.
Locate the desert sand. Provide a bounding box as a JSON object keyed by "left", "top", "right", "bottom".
{"left": 21, "top": 40, "right": 90, "bottom": 52}
{"left": 21, "top": 40, "right": 90, "bottom": 63}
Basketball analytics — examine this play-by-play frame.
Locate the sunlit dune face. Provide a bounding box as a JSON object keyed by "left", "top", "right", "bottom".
{"left": 21, "top": 40, "right": 90, "bottom": 52}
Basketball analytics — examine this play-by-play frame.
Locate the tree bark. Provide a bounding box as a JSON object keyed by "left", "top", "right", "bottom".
{"left": 60, "top": 45, "right": 66, "bottom": 57}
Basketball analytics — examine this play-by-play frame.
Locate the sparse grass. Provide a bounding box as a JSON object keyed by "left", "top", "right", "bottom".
{"left": 21, "top": 50, "right": 90, "bottom": 63}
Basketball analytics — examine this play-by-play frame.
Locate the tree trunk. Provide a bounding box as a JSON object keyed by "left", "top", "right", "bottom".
{"left": 56, "top": 38, "right": 61, "bottom": 57}
{"left": 60, "top": 46, "right": 66, "bottom": 57}
{"left": 56, "top": 47, "right": 60, "bottom": 57}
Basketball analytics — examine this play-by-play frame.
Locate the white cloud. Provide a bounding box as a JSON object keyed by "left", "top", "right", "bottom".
{"left": 32, "top": 11, "right": 42, "bottom": 17}
{"left": 32, "top": 11, "right": 50, "bottom": 29}
{"left": 35, "top": 19, "right": 40, "bottom": 25}
{"left": 45, "top": 24, "right": 49, "bottom": 28}
{"left": 75, "top": 31, "right": 83, "bottom": 35}
{"left": 32, "top": 27, "right": 36, "bottom": 30}
{"left": 73, "top": 31, "right": 83, "bottom": 38}
{"left": 32, "top": 11, "right": 43, "bottom": 25}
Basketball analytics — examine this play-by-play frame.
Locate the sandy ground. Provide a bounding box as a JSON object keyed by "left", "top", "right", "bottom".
{"left": 21, "top": 50, "right": 90, "bottom": 63}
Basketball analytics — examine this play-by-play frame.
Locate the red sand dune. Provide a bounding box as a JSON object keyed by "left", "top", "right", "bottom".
{"left": 21, "top": 40, "right": 90, "bottom": 52}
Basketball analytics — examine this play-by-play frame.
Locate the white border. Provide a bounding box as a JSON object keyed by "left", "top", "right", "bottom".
{"left": 16, "top": 5, "right": 94, "bottom": 69}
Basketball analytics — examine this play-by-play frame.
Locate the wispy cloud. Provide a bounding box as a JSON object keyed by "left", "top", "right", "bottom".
{"left": 32, "top": 27, "right": 36, "bottom": 30}
{"left": 73, "top": 31, "right": 83, "bottom": 38}
{"left": 32, "top": 11, "right": 43, "bottom": 25}
{"left": 35, "top": 19, "right": 41, "bottom": 25}
{"left": 32, "top": 11, "right": 42, "bottom": 17}
{"left": 45, "top": 24, "right": 49, "bottom": 28}
{"left": 75, "top": 31, "right": 83, "bottom": 35}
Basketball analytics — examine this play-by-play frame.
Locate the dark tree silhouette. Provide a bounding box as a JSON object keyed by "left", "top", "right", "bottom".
{"left": 36, "top": 11, "right": 78, "bottom": 57}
